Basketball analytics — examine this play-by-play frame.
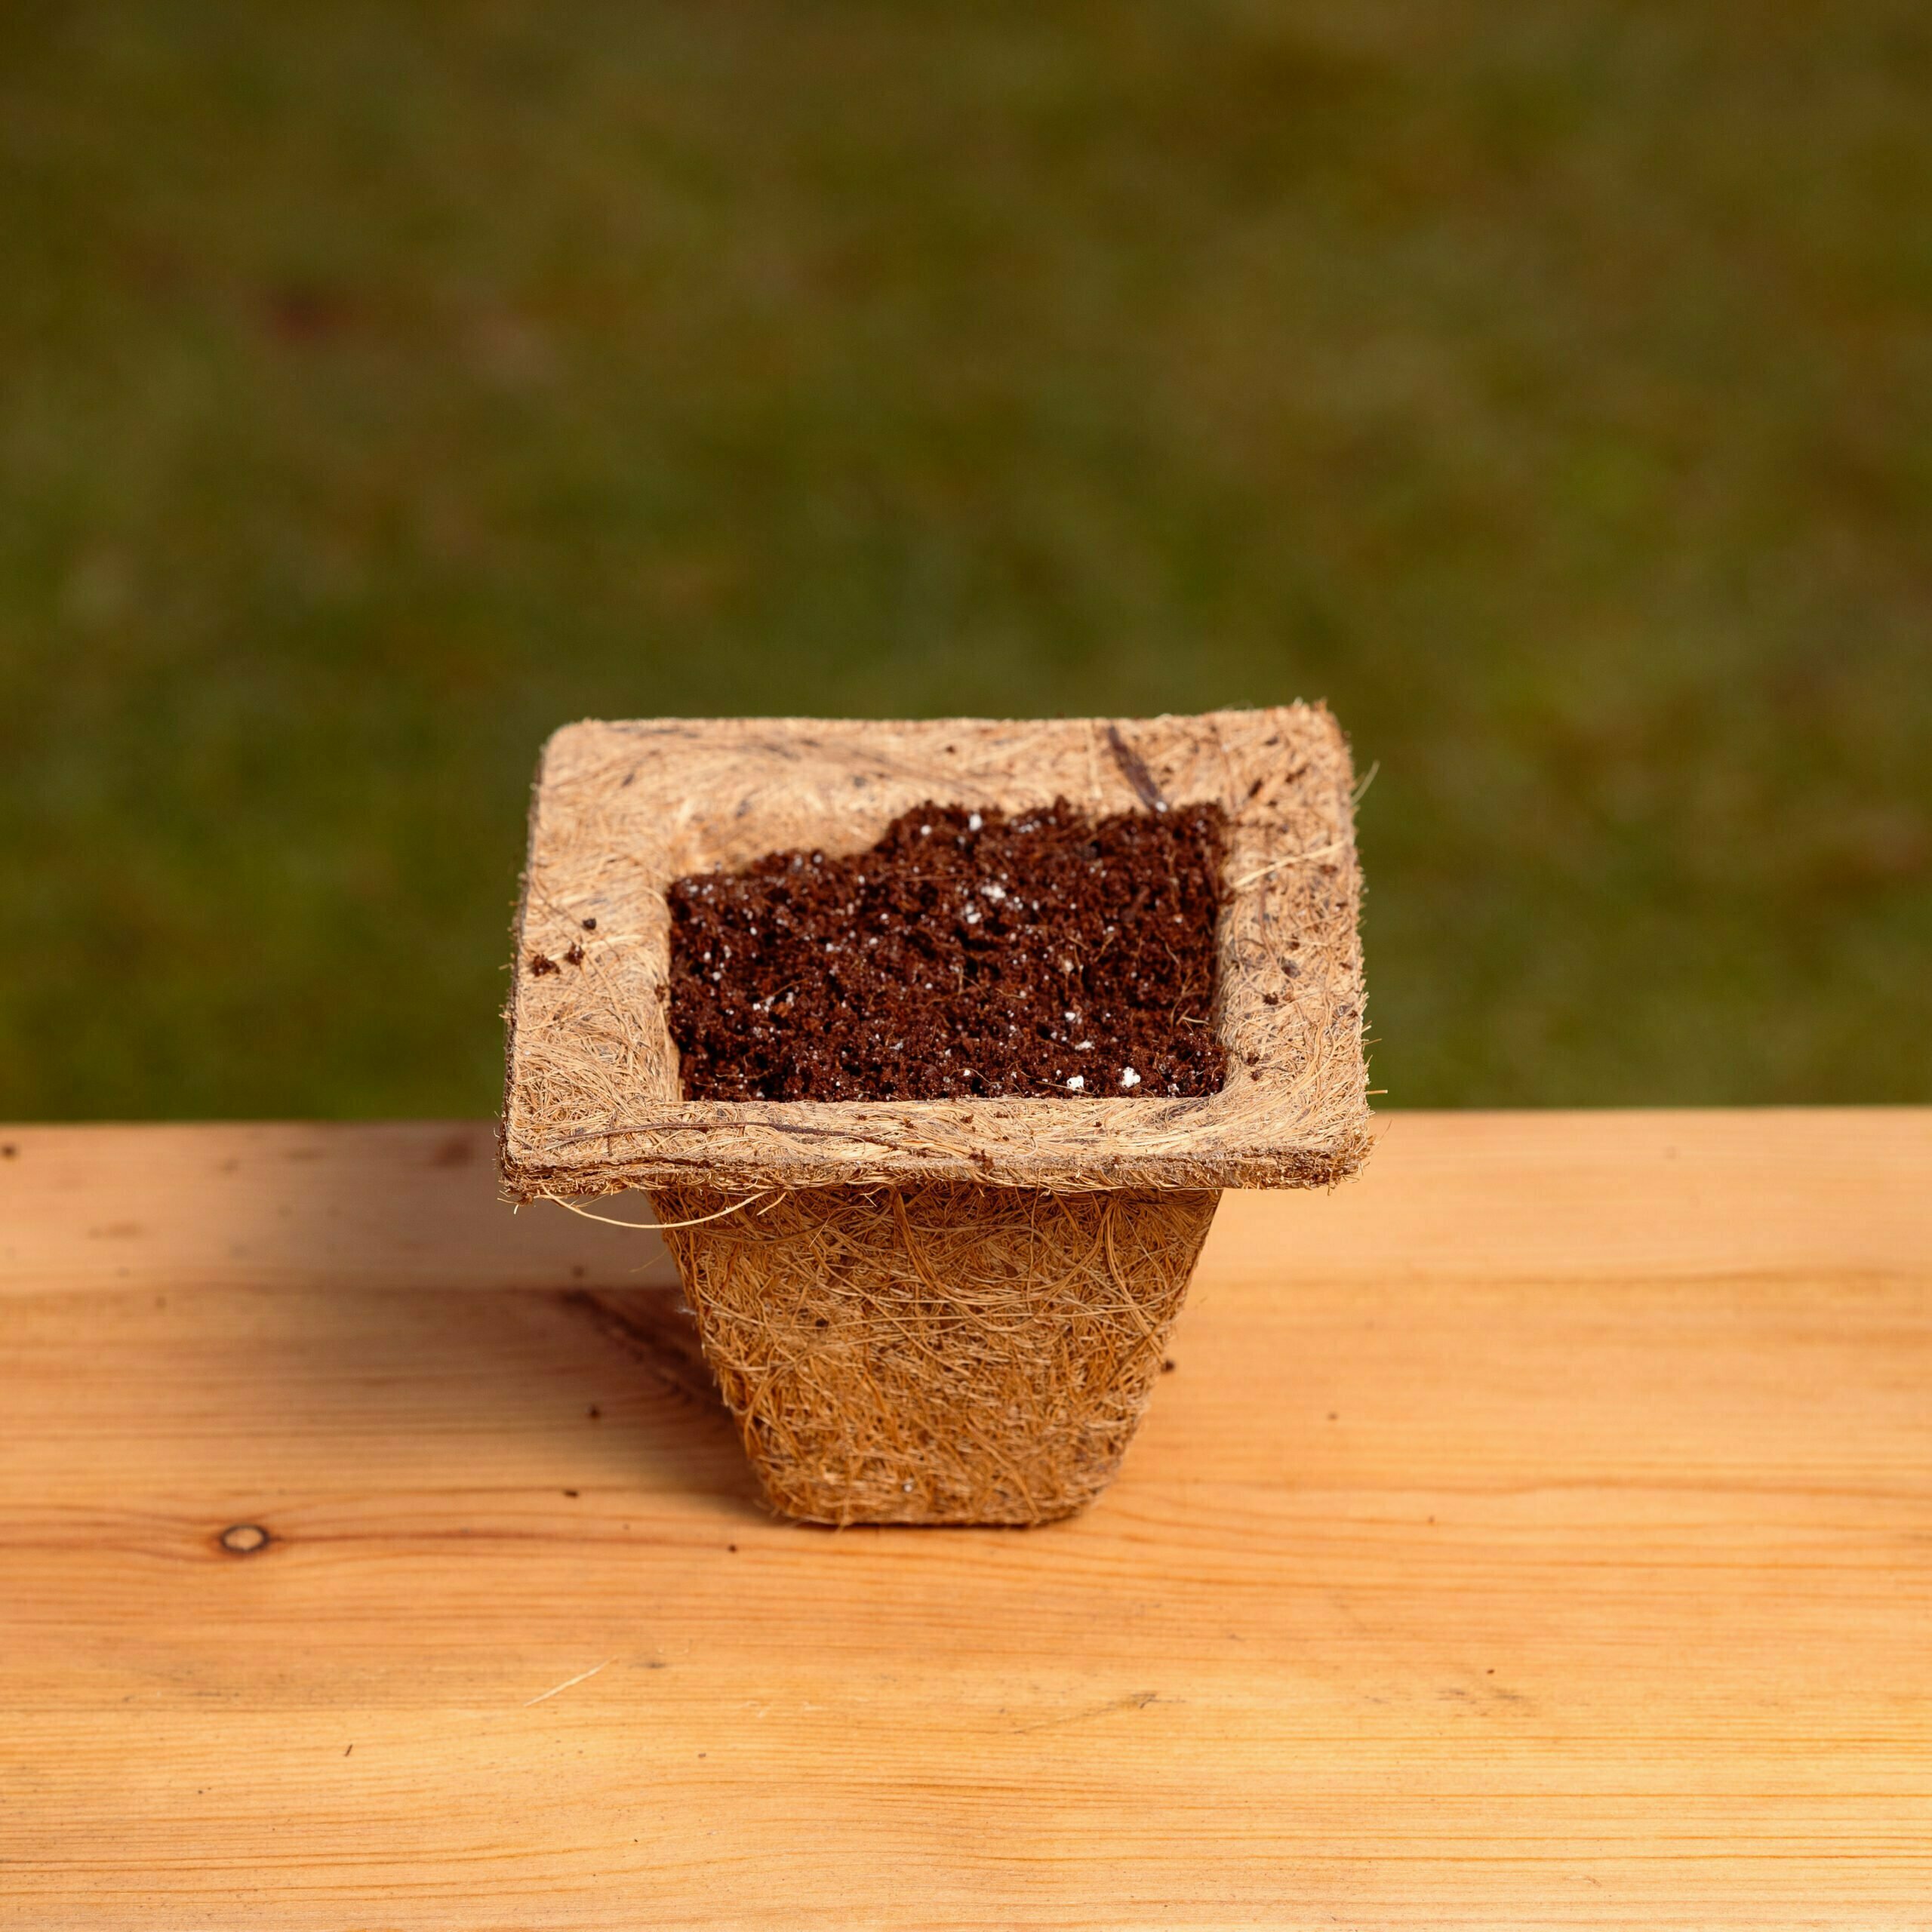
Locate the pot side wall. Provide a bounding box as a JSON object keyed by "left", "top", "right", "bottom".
{"left": 655, "top": 1182, "right": 1220, "bottom": 1525}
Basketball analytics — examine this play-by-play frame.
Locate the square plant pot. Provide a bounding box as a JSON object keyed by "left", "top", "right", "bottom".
{"left": 500, "top": 707, "right": 1371, "bottom": 1524}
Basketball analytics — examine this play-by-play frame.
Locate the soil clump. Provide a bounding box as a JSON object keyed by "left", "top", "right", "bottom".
{"left": 666, "top": 798, "right": 1227, "bottom": 1103}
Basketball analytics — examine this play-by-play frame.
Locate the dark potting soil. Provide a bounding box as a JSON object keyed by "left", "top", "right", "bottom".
{"left": 666, "top": 798, "right": 1228, "bottom": 1103}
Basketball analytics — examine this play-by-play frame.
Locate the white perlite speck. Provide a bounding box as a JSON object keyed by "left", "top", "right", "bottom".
{"left": 1066, "top": 1075, "right": 1084, "bottom": 1091}
{"left": 1120, "top": 1067, "right": 1141, "bottom": 1088}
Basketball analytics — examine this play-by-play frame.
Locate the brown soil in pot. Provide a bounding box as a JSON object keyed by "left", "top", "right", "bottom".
{"left": 666, "top": 798, "right": 1227, "bottom": 1103}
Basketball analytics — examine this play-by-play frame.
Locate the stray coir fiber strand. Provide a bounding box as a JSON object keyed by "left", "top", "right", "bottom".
{"left": 654, "top": 1180, "right": 1218, "bottom": 1524}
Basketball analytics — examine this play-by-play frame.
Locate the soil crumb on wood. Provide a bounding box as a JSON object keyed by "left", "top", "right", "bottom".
{"left": 667, "top": 798, "right": 1228, "bottom": 1102}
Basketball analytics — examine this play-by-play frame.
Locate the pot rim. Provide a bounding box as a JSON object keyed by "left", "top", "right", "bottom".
{"left": 500, "top": 705, "right": 1371, "bottom": 1198}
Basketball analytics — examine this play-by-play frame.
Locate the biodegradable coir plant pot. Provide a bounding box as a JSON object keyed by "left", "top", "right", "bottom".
{"left": 500, "top": 707, "right": 1371, "bottom": 1525}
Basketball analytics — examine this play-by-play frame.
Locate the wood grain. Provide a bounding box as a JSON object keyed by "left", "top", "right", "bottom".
{"left": 2, "top": 1112, "right": 1929, "bottom": 1927}
{"left": 0, "top": 1121, "right": 679, "bottom": 1295}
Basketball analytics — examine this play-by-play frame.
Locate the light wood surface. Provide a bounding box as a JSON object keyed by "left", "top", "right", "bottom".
{"left": 3, "top": 1111, "right": 1928, "bottom": 1928}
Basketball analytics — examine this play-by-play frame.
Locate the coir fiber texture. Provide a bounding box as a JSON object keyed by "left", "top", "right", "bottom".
{"left": 500, "top": 709, "right": 1371, "bottom": 1523}
{"left": 654, "top": 1179, "right": 1220, "bottom": 1524}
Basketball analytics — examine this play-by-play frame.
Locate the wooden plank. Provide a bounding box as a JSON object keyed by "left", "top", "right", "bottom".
{"left": 0, "top": 1121, "right": 679, "bottom": 1294}
{"left": 2, "top": 1113, "right": 1929, "bottom": 1927}
{"left": 7, "top": 1109, "right": 1924, "bottom": 1299}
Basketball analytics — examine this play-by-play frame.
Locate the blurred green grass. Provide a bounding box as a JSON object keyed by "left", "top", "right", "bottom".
{"left": 3, "top": 0, "right": 1927, "bottom": 1118}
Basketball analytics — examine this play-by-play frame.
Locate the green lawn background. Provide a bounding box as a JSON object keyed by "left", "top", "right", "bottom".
{"left": 4, "top": 1, "right": 1927, "bottom": 1118}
